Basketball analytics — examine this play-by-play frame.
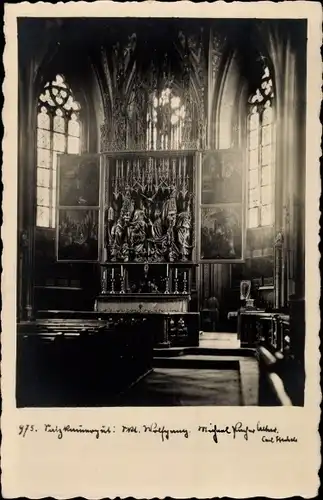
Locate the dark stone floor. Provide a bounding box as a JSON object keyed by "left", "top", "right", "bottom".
{"left": 118, "top": 367, "right": 242, "bottom": 406}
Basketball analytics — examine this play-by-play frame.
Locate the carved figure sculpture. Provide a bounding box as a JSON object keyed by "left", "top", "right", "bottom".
{"left": 129, "top": 209, "right": 147, "bottom": 262}
{"left": 120, "top": 241, "right": 130, "bottom": 262}
{"left": 149, "top": 207, "right": 167, "bottom": 262}
{"left": 109, "top": 187, "right": 134, "bottom": 261}
{"left": 162, "top": 186, "right": 179, "bottom": 261}
{"left": 176, "top": 209, "right": 192, "bottom": 261}
{"left": 110, "top": 216, "right": 126, "bottom": 261}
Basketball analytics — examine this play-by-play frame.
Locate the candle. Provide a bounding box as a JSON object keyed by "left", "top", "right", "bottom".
{"left": 175, "top": 268, "right": 178, "bottom": 279}
{"left": 111, "top": 267, "right": 115, "bottom": 279}
{"left": 155, "top": 160, "right": 158, "bottom": 186}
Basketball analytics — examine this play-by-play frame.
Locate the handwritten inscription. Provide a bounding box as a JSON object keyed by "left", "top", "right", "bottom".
{"left": 197, "top": 424, "right": 231, "bottom": 443}
{"left": 18, "top": 421, "right": 297, "bottom": 444}
{"left": 197, "top": 421, "right": 297, "bottom": 444}
{"left": 142, "top": 423, "right": 189, "bottom": 442}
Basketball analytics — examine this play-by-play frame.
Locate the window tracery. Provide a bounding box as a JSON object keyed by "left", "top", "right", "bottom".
{"left": 247, "top": 65, "right": 275, "bottom": 228}
{"left": 36, "top": 74, "right": 81, "bottom": 228}
{"left": 146, "top": 87, "right": 186, "bottom": 151}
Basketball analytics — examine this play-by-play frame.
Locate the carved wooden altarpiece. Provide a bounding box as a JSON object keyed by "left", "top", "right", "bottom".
{"left": 103, "top": 152, "right": 196, "bottom": 263}
{"left": 56, "top": 146, "right": 244, "bottom": 345}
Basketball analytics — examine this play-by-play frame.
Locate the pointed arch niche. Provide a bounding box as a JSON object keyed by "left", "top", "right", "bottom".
{"left": 214, "top": 51, "right": 241, "bottom": 150}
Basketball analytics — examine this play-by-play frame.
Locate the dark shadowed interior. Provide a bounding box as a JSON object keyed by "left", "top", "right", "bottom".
{"left": 16, "top": 17, "right": 306, "bottom": 407}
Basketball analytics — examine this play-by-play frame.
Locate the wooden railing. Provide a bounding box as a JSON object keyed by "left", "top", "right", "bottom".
{"left": 238, "top": 309, "right": 305, "bottom": 406}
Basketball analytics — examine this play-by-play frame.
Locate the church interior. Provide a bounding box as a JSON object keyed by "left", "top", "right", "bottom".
{"left": 16, "top": 17, "right": 306, "bottom": 407}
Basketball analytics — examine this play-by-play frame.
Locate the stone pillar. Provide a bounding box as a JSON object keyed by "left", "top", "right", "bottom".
{"left": 18, "top": 64, "right": 38, "bottom": 321}
{"left": 272, "top": 33, "right": 304, "bottom": 310}
{"left": 269, "top": 25, "right": 306, "bottom": 366}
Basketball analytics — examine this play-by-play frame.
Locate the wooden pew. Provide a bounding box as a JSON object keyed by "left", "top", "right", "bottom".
{"left": 16, "top": 318, "right": 154, "bottom": 407}
{"left": 249, "top": 313, "right": 305, "bottom": 406}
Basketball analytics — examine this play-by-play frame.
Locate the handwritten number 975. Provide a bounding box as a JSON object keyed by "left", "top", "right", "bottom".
{"left": 18, "top": 425, "right": 35, "bottom": 437}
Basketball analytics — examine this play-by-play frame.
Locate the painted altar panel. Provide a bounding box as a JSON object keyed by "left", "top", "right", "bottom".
{"left": 199, "top": 149, "right": 245, "bottom": 262}
{"left": 201, "top": 150, "right": 243, "bottom": 204}
{"left": 200, "top": 205, "right": 242, "bottom": 261}
{"left": 57, "top": 209, "right": 99, "bottom": 261}
{"left": 103, "top": 152, "right": 196, "bottom": 263}
{"left": 58, "top": 154, "right": 100, "bottom": 207}
{"left": 56, "top": 154, "right": 101, "bottom": 262}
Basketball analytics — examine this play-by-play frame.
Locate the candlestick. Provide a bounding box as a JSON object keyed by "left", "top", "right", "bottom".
{"left": 165, "top": 264, "right": 170, "bottom": 294}
{"left": 183, "top": 271, "right": 187, "bottom": 294}
{"left": 174, "top": 267, "right": 179, "bottom": 294}
{"left": 119, "top": 265, "right": 125, "bottom": 293}
{"left": 101, "top": 269, "right": 108, "bottom": 295}
{"left": 110, "top": 267, "right": 115, "bottom": 294}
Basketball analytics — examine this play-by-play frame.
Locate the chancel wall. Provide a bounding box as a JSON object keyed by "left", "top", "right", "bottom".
{"left": 17, "top": 18, "right": 306, "bottom": 328}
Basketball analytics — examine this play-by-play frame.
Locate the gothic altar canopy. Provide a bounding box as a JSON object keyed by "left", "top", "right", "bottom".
{"left": 53, "top": 22, "right": 245, "bottom": 264}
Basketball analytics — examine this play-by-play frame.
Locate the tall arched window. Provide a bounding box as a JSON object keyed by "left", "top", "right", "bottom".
{"left": 247, "top": 65, "right": 275, "bottom": 228}
{"left": 146, "top": 88, "right": 186, "bottom": 150}
{"left": 36, "top": 74, "right": 81, "bottom": 228}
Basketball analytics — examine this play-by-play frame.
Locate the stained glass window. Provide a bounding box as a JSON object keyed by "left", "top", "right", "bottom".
{"left": 247, "top": 65, "right": 275, "bottom": 228}
{"left": 36, "top": 74, "right": 81, "bottom": 227}
{"left": 146, "top": 88, "right": 186, "bottom": 150}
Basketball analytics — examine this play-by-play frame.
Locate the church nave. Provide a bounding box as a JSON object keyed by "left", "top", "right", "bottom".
{"left": 15, "top": 16, "right": 306, "bottom": 409}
